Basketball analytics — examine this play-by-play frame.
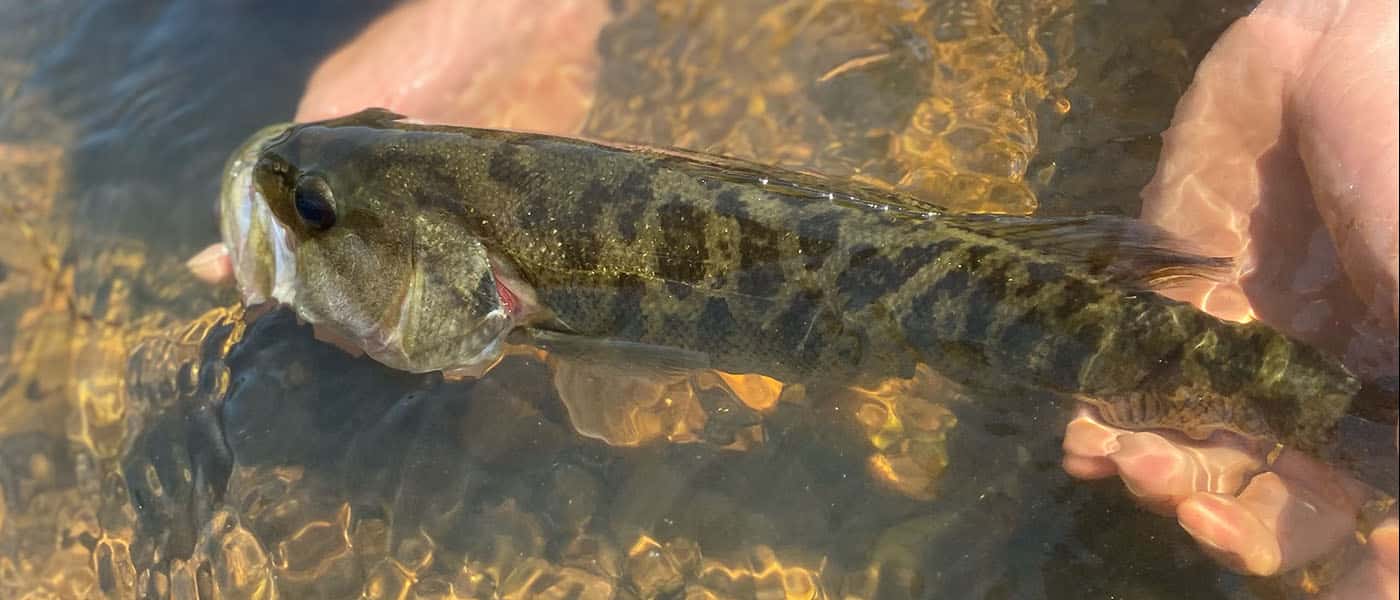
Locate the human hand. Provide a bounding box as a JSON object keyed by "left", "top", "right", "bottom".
{"left": 188, "top": 2, "right": 1400, "bottom": 595}
{"left": 1064, "top": 0, "right": 1399, "bottom": 597}
{"left": 293, "top": 0, "right": 607, "bottom": 133}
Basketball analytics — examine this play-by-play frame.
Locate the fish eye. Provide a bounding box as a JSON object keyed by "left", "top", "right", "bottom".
{"left": 293, "top": 175, "right": 337, "bottom": 230}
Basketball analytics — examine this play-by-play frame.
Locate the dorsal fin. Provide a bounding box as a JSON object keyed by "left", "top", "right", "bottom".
{"left": 319, "top": 107, "right": 410, "bottom": 129}
{"left": 572, "top": 140, "right": 952, "bottom": 217}
{"left": 942, "top": 213, "right": 1234, "bottom": 290}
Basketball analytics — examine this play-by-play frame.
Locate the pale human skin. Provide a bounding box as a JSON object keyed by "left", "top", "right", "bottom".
{"left": 187, "top": 0, "right": 1398, "bottom": 597}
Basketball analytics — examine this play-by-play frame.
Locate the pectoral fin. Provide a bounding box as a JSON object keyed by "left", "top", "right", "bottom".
{"left": 512, "top": 328, "right": 713, "bottom": 378}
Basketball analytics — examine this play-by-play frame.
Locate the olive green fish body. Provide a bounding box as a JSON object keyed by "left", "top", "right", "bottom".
{"left": 221, "top": 109, "right": 1389, "bottom": 491}
{"left": 352, "top": 122, "right": 1353, "bottom": 451}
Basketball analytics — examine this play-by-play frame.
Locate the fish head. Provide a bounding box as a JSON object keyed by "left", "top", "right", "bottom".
{"left": 219, "top": 110, "right": 514, "bottom": 376}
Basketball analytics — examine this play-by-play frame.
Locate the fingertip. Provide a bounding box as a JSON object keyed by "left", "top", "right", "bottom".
{"left": 1108, "top": 432, "right": 1192, "bottom": 502}
{"left": 186, "top": 243, "right": 233, "bottom": 284}
{"left": 1370, "top": 518, "right": 1398, "bottom": 576}
{"left": 1063, "top": 414, "right": 1124, "bottom": 457}
{"left": 1178, "top": 492, "right": 1282, "bottom": 576}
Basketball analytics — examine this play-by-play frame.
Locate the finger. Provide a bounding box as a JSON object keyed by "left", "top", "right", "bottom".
{"left": 1288, "top": 0, "right": 1400, "bottom": 337}
{"left": 1270, "top": 448, "right": 1372, "bottom": 510}
{"left": 1178, "top": 469, "right": 1363, "bottom": 576}
{"left": 1323, "top": 517, "right": 1399, "bottom": 600}
{"left": 1374, "top": 517, "right": 1400, "bottom": 578}
{"left": 1177, "top": 489, "right": 1282, "bottom": 575}
{"left": 1064, "top": 410, "right": 1125, "bottom": 456}
{"left": 295, "top": 0, "right": 607, "bottom": 133}
{"left": 1063, "top": 454, "right": 1120, "bottom": 480}
{"left": 1107, "top": 432, "right": 1203, "bottom": 515}
{"left": 1062, "top": 411, "right": 1123, "bottom": 480}
{"left": 1241, "top": 472, "right": 1357, "bottom": 572}
{"left": 186, "top": 243, "right": 233, "bottom": 285}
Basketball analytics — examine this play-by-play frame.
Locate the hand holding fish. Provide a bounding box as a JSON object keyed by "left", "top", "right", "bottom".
{"left": 186, "top": 0, "right": 1396, "bottom": 597}
{"left": 1064, "top": 0, "right": 1398, "bottom": 595}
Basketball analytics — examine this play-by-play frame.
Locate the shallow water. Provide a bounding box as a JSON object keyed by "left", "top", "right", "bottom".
{"left": 0, "top": 1, "right": 1335, "bottom": 598}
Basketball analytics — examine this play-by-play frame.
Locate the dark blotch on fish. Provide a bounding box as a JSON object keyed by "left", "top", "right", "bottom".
{"left": 1053, "top": 280, "right": 1101, "bottom": 320}
{"left": 655, "top": 199, "right": 708, "bottom": 283}
{"left": 772, "top": 288, "right": 830, "bottom": 363}
{"left": 610, "top": 275, "right": 646, "bottom": 339}
{"left": 715, "top": 188, "right": 745, "bottom": 218}
{"left": 488, "top": 145, "right": 530, "bottom": 192}
{"left": 666, "top": 281, "right": 693, "bottom": 300}
{"left": 960, "top": 272, "right": 1004, "bottom": 341}
{"left": 836, "top": 245, "right": 898, "bottom": 310}
{"left": 557, "top": 182, "right": 611, "bottom": 271}
{"left": 614, "top": 168, "right": 654, "bottom": 242}
{"left": 737, "top": 264, "right": 784, "bottom": 298}
{"left": 697, "top": 297, "right": 739, "bottom": 353}
{"left": 796, "top": 212, "right": 840, "bottom": 270}
{"left": 903, "top": 269, "right": 970, "bottom": 347}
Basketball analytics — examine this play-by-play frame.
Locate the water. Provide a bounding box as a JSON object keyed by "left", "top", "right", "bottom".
{"left": 0, "top": 1, "right": 1345, "bottom": 598}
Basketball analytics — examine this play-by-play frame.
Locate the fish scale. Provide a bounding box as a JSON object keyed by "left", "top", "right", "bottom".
{"left": 221, "top": 109, "right": 1396, "bottom": 495}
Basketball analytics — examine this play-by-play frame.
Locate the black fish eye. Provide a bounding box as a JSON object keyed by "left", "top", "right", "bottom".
{"left": 293, "top": 175, "right": 336, "bottom": 230}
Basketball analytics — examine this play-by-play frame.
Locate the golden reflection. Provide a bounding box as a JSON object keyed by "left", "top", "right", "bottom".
{"left": 274, "top": 502, "right": 353, "bottom": 581}
{"left": 0, "top": 141, "right": 67, "bottom": 277}
{"left": 840, "top": 365, "right": 959, "bottom": 500}
{"left": 548, "top": 342, "right": 957, "bottom": 500}
{"left": 589, "top": 0, "right": 1077, "bottom": 215}
{"left": 696, "top": 542, "right": 829, "bottom": 599}
{"left": 550, "top": 355, "right": 704, "bottom": 446}
{"left": 364, "top": 558, "right": 416, "bottom": 600}
{"left": 550, "top": 351, "right": 780, "bottom": 450}
{"left": 91, "top": 536, "right": 137, "bottom": 598}
{"left": 615, "top": 533, "right": 842, "bottom": 599}
{"left": 1, "top": 133, "right": 73, "bottom": 443}
{"left": 397, "top": 528, "right": 438, "bottom": 575}
{"left": 708, "top": 371, "right": 783, "bottom": 413}
{"left": 626, "top": 535, "right": 688, "bottom": 596}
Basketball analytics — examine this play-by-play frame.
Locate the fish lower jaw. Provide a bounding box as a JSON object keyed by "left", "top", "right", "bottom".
{"left": 219, "top": 121, "right": 296, "bottom": 310}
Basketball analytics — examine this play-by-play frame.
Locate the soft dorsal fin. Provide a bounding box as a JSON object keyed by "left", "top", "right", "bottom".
{"left": 584, "top": 140, "right": 952, "bottom": 217}
{"left": 941, "top": 213, "right": 1234, "bottom": 290}
{"left": 320, "top": 107, "right": 410, "bottom": 129}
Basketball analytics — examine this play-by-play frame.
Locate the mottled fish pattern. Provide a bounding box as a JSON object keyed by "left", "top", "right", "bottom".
{"left": 224, "top": 109, "right": 1395, "bottom": 493}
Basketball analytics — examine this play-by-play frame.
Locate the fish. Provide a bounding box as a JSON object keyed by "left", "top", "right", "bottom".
{"left": 219, "top": 108, "right": 1397, "bottom": 495}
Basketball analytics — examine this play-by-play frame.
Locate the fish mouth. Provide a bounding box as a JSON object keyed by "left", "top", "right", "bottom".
{"left": 219, "top": 122, "right": 295, "bottom": 308}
